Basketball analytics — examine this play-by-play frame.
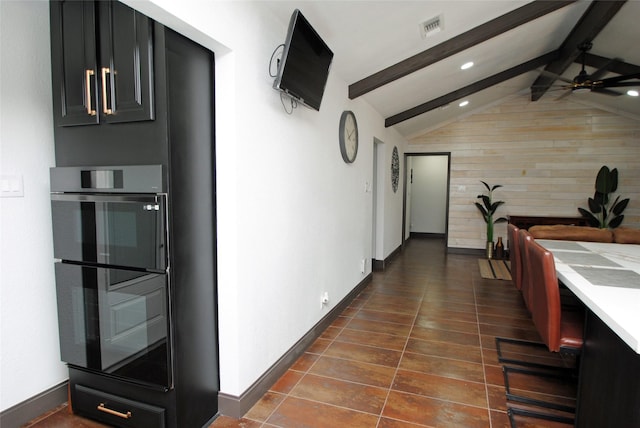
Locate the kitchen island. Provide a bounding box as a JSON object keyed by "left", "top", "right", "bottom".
{"left": 537, "top": 240, "right": 640, "bottom": 428}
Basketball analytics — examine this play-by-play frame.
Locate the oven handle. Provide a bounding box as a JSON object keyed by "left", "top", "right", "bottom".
{"left": 51, "top": 193, "right": 164, "bottom": 204}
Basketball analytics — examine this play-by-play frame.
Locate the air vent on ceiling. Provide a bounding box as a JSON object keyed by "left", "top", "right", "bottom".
{"left": 420, "top": 15, "right": 443, "bottom": 38}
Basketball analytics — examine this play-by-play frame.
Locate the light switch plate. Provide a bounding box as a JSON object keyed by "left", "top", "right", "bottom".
{"left": 0, "top": 174, "right": 24, "bottom": 198}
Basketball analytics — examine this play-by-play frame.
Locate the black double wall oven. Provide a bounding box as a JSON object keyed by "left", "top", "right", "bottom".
{"left": 50, "top": 165, "right": 172, "bottom": 390}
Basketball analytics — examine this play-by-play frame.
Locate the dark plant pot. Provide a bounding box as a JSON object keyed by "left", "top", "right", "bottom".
{"left": 486, "top": 241, "right": 494, "bottom": 259}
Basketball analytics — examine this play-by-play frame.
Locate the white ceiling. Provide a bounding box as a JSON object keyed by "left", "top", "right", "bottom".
{"left": 263, "top": 1, "right": 640, "bottom": 138}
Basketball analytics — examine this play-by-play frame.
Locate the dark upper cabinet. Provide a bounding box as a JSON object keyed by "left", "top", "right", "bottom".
{"left": 50, "top": 0, "right": 154, "bottom": 127}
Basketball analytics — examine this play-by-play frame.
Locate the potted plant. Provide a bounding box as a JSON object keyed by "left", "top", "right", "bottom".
{"left": 578, "top": 165, "right": 630, "bottom": 229}
{"left": 475, "top": 181, "right": 508, "bottom": 258}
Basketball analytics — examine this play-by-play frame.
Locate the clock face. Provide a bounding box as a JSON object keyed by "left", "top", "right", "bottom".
{"left": 339, "top": 111, "right": 358, "bottom": 163}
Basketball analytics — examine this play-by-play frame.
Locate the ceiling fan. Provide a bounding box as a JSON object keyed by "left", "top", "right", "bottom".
{"left": 542, "top": 42, "right": 640, "bottom": 99}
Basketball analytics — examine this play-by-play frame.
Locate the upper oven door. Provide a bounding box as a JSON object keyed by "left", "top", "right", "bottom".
{"left": 51, "top": 193, "right": 167, "bottom": 271}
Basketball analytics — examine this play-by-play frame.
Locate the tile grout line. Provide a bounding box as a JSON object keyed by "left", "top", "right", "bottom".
{"left": 270, "top": 286, "right": 379, "bottom": 427}
{"left": 255, "top": 291, "right": 369, "bottom": 428}
{"left": 375, "top": 274, "right": 428, "bottom": 428}
{"left": 472, "top": 273, "right": 496, "bottom": 428}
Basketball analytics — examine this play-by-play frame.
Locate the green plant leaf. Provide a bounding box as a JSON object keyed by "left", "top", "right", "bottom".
{"left": 612, "top": 198, "right": 630, "bottom": 215}
{"left": 480, "top": 181, "right": 490, "bottom": 191}
{"left": 593, "top": 190, "right": 610, "bottom": 207}
{"left": 578, "top": 207, "right": 600, "bottom": 227}
{"left": 609, "top": 215, "right": 624, "bottom": 229}
{"left": 480, "top": 195, "right": 491, "bottom": 211}
{"left": 491, "top": 184, "right": 503, "bottom": 191}
{"left": 490, "top": 200, "right": 505, "bottom": 212}
{"left": 474, "top": 202, "right": 488, "bottom": 220}
{"left": 588, "top": 197, "right": 602, "bottom": 213}
{"left": 595, "top": 166, "right": 612, "bottom": 194}
{"left": 610, "top": 168, "right": 619, "bottom": 193}
{"left": 495, "top": 217, "right": 508, "bottom": 223}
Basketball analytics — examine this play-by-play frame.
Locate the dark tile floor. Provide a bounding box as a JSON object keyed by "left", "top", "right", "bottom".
{"left": 24, "top": 238, "right": 576, "bottom": 427}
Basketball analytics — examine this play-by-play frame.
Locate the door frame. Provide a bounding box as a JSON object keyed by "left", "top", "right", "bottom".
{"left": 402, "top": 152, "right": 451, "bottom": 251}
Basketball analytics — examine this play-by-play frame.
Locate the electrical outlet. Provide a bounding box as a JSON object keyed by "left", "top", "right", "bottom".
{"left": 321, "top": 292, "right": 329, "bottom": 308}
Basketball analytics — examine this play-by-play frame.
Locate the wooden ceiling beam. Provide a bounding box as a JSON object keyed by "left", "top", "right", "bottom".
{"left": 385, "top": 51, "right": 559, "bottom": 127}
{"left": 530, "top": 0, "right": 627, "bottom": 101}
{"left": 581, "top": 53, "right": 640, "bottom": 76}
{"left": 348, "top": 0, "right": 576, "bottom": 99}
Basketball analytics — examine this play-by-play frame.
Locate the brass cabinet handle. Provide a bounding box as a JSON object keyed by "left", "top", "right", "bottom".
{"left": 97, "top": 403, "right": 132, "bottom": 419}
{"left": 101, "top": 67, "right": 113, "bottom": 115}
{"left": 85, "top": 69, "right": 96, "bottom": 116}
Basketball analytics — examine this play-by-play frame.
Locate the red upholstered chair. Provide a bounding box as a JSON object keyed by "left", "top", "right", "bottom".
{"left": 502, "top": 236, "right": 584, "bottom": 425}
{"left": 524, "top": 238, "right": 584, "bottom": 353}
{"left": 495, "top": 228, "right": 533, "bottom": 364}
{"left": 518, "top": 229, "right": 534, "bottom": 312}
{"left": 507, "top": 224, "right": 521, "bottom": 291}
{"left": 495, "top": 228, "right": 537, "bottom": 369}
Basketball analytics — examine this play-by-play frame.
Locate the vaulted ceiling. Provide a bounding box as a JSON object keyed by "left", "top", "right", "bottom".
{"left": 264, "top": 1, "right": 640, "bottom": 137}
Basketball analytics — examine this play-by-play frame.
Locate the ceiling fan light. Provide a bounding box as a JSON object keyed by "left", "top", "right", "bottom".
{"left": 627, "top": 90, "right": 639, "bottom": 97}
{"left": 459, "top": 100, "right": 469, "bottom": 107}
{"left": 461, "top": 61, "right": 474, "bottom": 70}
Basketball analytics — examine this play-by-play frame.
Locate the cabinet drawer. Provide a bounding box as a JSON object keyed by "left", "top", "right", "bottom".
{"left": 73, "top": 384, "right": 165, "bottom": 428}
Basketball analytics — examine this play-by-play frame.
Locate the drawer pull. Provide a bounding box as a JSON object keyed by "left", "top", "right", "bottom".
{"left": 97, "top": 403, "right": 132, "bottom": 419}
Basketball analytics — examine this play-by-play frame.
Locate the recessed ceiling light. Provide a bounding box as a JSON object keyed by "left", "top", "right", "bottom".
{"left": 628, "top": 90, "right": 639, "bottom": 97}
{"left": 461, "top": 61, "right": 474, "bottom": 70}
{"left": 459, "top": 100, "right": 469, "bottom": 107}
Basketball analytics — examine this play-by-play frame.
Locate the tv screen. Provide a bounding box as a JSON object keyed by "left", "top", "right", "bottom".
{"left": 273, "top": 9, "right": 334, "bottom": 111}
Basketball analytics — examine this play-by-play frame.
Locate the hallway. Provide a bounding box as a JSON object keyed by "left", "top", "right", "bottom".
{"left": 212, "top": 238, "right": 574, "bottom": 427}
{"left": 26, "top": 238, "right": 574, "bottom": 427}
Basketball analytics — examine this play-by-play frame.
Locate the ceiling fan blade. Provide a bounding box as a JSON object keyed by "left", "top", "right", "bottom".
{"left": 598, "top": 81, "right": 640, "bottom": 88}
{"left": 538, "top": 69, "right": 573, "bottom": 84}
{"left": 589, "top": 58, "right": 620, "bottom": 81}
{"left": 555, "top": 89, "right": 573, "bottom": 101}
{"left": 599, "top": 72, "right": 640, "bottom": 85}
{"left": 591, "top": 87, "right": 623, "bottom": 96}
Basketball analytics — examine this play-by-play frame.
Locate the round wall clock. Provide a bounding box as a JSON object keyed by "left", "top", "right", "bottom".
{"left": 391, "top": 146, "right": 400, "bottom": 193}
{"left": 339, "top": 110, "right": 358, "bottom": 163}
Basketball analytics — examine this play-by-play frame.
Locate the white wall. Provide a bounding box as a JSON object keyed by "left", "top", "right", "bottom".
{"left": 0, "top": 0, "right": 407, "bottom": 411}
{"left": 0, "top": 0, "right": 69, "bottom": 411}
{"left": 409, "top": 155, "right": 448, "bottom": 234}
{"left": 128, "top": 0, "right": 407, "bottom": 397}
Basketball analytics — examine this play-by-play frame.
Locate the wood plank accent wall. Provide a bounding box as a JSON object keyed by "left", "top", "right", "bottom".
{"left": 408, "top": 94, "right": 640, "bottom": 250}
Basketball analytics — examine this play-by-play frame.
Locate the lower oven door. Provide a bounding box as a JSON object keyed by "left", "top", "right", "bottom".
{"left": 55, "top": 262, "right": 172, "bottom": 389}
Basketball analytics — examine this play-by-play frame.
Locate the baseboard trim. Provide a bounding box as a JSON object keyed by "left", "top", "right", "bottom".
{"left": 217, "top": 273, "right": 373, "bottom": 418}
{"left": 410, "top": 232, "right": 445, "bottom": 239}
{"left": 447, "top": 247, "right": 485, "bottom": 256}
{"left": 372, "top": 258, "right": 384, "bottom": 271}
{"left": 0, "top": 381, "right": 68, "bottom": 428}
{"left": 372, "top": 244, "right": 402, "bottom": 271}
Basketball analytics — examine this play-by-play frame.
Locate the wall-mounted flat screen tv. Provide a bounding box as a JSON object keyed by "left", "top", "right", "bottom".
{"left": 273, "top": 9, "right": 334, "bottom": 111}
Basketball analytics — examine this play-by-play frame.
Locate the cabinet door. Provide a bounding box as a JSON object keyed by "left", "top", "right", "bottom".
{"left": 50, "top": 0, "right": 100, "bottom": 126}
{"left": 98, "top": 1, "right": 154, "bottom": 124}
